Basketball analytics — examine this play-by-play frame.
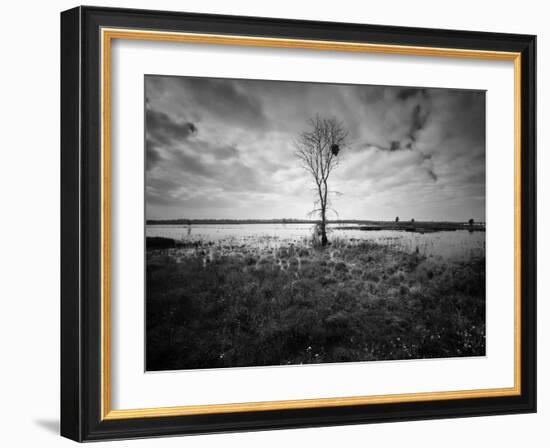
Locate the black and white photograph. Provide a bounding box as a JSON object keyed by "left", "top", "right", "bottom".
{"left": 145, "top": 75, "right": 486, "bottom": 371}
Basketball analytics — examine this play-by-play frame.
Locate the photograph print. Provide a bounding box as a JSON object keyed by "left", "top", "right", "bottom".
{"left": 145, "top": 75, "right": 486, "bottom": 372}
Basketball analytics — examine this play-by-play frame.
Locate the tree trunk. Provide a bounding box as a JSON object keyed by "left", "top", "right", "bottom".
{"left": 320, "top": 208, "right": 328, "bottom": 246}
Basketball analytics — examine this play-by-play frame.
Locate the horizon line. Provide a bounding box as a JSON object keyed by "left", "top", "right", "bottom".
{"left": 146, "top": 218, "right": 486, "bottom": 223}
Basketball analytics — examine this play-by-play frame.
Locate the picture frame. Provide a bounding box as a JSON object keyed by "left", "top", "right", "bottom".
{"left": 60, "top": 5, "right": 536, "bottom": 442}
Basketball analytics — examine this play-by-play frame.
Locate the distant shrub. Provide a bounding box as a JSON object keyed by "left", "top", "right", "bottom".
{"left": 146, "top": 236, "right": 176, "bottom": 250}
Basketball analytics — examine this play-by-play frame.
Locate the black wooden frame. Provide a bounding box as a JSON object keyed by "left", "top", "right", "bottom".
{"left": 61, "top": 5, "right": 536, "bottom": 442}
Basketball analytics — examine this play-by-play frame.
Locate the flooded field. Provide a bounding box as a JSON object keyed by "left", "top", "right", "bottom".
{"left": 146, "top": 222, "right": 486, "bottom": 371}
{"left": 146, "top": 223, "right": 484, "bottom": 260}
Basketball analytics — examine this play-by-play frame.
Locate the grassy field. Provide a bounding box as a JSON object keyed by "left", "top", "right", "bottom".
{"left": 146, "top": 237, "right": 485, "bottom": 371}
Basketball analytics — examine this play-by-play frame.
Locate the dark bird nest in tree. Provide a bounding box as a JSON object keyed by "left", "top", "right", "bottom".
{"left": 331, "top": 144, "right": 340, "bottom": 156}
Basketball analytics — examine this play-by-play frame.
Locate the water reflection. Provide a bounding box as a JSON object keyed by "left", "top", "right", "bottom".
{"left": 146, "top": 223, "right": 484, "bottom": 260}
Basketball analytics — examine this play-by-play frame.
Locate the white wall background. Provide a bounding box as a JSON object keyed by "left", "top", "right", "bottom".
{"left": 0, "top": 0, "right": 546, "bottom": 446}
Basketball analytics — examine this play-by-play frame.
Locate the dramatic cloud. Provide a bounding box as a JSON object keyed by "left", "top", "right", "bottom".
{"left": 146, "top": 108, "right": 197, "bottom": 145}
{"left": 145, "top": 139, "right": 161, "bottom": 171}
{"left": 145, "top": 75, "right": 485, "bottom": 221}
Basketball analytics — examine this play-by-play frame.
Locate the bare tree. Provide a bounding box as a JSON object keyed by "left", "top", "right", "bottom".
{"left": 295, "top": 115, "right": 348, "bottom": 246}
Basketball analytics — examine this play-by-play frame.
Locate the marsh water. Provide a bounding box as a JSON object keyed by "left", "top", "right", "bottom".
{"left": 146, "top": 223, "right": 484, "bottom": 260}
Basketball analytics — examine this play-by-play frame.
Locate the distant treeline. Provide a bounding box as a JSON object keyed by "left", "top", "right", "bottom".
{"left": 147, "top": 218, "right": 485, "bottom": 226}
{"left": 147, "top": 218, "right": 318, "bottom": 225}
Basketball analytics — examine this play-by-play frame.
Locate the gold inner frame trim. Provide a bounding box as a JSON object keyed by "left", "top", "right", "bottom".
{"left": 100, "top": 27, "right": 522, "bottom": 421}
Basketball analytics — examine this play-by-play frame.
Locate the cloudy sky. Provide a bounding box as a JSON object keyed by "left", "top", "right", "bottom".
{"left": 145, "top": 76, "right": 485, "bottom": 221}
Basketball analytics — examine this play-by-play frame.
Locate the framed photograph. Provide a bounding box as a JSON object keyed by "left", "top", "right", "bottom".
{"left": 60, "top": 6, "right": 536, "bottom": 442}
